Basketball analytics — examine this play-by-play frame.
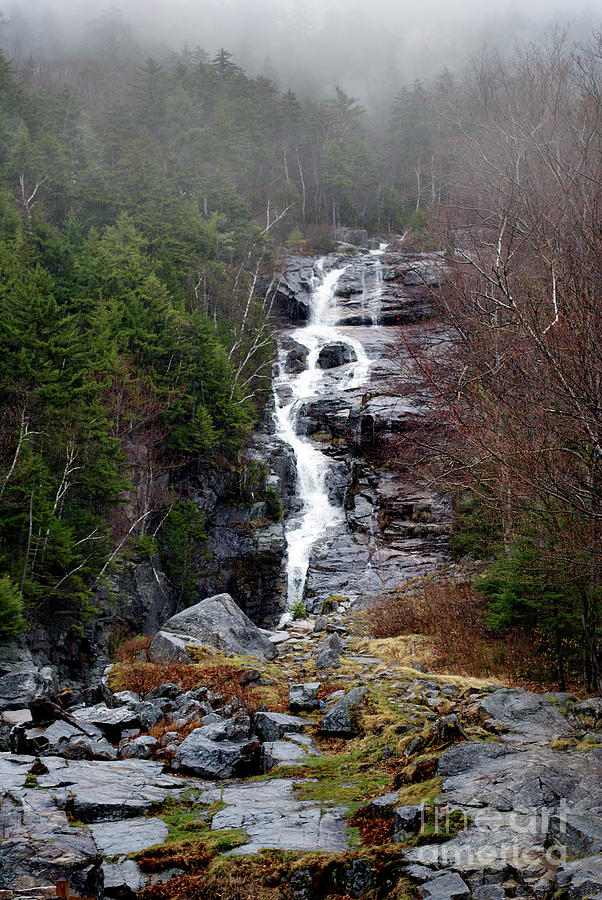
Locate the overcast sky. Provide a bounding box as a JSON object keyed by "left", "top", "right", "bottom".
{"left": 1, "top": 0, "right": 598, "bottom": 104}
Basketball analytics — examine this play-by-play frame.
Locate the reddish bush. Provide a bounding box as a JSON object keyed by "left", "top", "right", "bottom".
{"left": 361, "top": 579, "right": 557, "bottom": 689}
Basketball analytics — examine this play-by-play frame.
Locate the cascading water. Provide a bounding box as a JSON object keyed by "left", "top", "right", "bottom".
{"left": 359, "top": 245, "right": 387, "bottom": 326}
{"left": 274, "top": 260, "right": 372, "bottom": 609}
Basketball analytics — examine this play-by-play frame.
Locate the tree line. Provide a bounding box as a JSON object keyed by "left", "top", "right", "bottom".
{"left": 395, "top": 32, "right": 601, "bottom": 692}
{"left": 0, "top": 34, "right": 448, "bottom": 637}
{"left": 0, "top": 26, "right": 599, "bottom": 693}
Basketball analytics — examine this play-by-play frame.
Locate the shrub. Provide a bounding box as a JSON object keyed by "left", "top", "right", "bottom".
{"left": 290, "top": 599, "right": 307, "bottom": 620}
{"left": 359, "top": 578, "right": 553, "bottom": 688}
{"left": 449, "top": 492, "right": 502, "bottom": 560}
{"left": 0, "top": 575, "right": 26, "bottom": 640}
{"left": 158, "top": 500, "right": 207, "bottom": 608}
{"left": 304, "top": 223, "right": 336, "bottom": 255}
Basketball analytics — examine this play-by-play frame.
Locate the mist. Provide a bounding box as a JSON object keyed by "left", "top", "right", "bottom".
{"left": 1, "top": 0, "right": 597, "bottom": 107}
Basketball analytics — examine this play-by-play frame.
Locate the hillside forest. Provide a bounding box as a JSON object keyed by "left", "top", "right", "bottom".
{"left": 0, "top": 20, "right": 599, "bottom": 692}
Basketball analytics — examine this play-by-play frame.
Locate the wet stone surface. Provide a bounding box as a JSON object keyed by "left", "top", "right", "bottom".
{"left": 212, "top": 778, "right": 349, "bottom": 854}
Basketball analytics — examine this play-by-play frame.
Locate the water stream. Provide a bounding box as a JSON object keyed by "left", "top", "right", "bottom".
{"left": 274, "top": 251, "right": 385, "bottom": 610}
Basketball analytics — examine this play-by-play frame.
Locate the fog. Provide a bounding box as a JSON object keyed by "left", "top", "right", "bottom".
{"left": 1, "top": 0, "right": 598, "bottom": 105}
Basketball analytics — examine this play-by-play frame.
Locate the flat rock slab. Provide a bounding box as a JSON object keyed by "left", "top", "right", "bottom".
{"left": 0, "top": 753, "right": 34, "bottom": 790}
{"left": 261, "top": 740, "right": 308, "bottom": 772}
{"left": 261, "top": 737, "right": 321, "bottom": 772}
{"left": 438, "top": 744, "right": 600, "bottom": 811}
{"left": 408, "top": 744, "right": 602, "bottom": 877}
{"left": 0, "top": 787, "right": 101, "bottom": 894}
{"left": 479, "top": 688, "right": 573, "bottom": 742}
{"left": 212, "top": 778, "right": 348, "bottom": 854}
{"left": 90, "top": 816, "right": 169, "bottom": 856}
{"left": 34, "top": 756, "right": 210, "bottom": 821}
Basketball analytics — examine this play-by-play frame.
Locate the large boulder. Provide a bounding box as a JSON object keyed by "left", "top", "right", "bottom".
{"left": 420, "top": 873, "right": 470, "bottom": 900}
{"left": 320, "top": 686, "right": 368, "bottom": 736}
{"left": 478, "top": 688, "right": 572, "bottom": 741}
{"left": 289, "top": 683, "right": 321, "bottom": 713}
{"left": 146, "top": 630, "right": 192, "bottom": 665}
{"left": 283, "top": 339, "right": 309, "bottom": 374}
{"left": 394, "top": 804, "right": 424, "bottom": 841}
{"left": 0, "top": 665, "right": 58, "bottom": 711}
{"left": 437, "top": 741, "right": 513, "bottom": 777}
{"left": 149, "top": 593, "right": 278, "bottom": 663}
{"left": 366, "top": 792, "right": 399, "bottom": 819}
{"left": 317, "top": 342, "right": 358, "bottom": 369}
{"left": 171, "top": 722, "right": 259, "bottom": 778}
{"left": 316, "top": 633, "right": 343, "bottom": 670}
{"left": 253, "top": 711, "right": 306, "bottom": 743}
{"left": 118, "top": 735, "right": 159, "bottom": 760}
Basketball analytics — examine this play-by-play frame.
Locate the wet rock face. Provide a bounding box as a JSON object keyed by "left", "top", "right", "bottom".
{"left": 283, "top": 338, "right": 310, "bottom": 374}
{"left": 179, "top": 444, "right": 294, "bottom": 626}
{"left": 93, "top": 554, "right": 177, "bottom": 641}
{"left": 317, "top": 341, "right": 358, "bottom": 369}
{"left": 267, "top": 255, "right": 317, "bottom": 324}
{"left": 271, "top": 247, "right": 451, "bottom": 612}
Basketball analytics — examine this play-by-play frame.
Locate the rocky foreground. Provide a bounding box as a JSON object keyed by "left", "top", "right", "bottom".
{"left": 1, "top": 593, "right": 601, "bottom": 900}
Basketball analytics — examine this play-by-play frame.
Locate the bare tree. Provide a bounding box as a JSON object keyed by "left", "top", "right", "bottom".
{"left": 395, "top": 31, "right": 602, "bottom": 690}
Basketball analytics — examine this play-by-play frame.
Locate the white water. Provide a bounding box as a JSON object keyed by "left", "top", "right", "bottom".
{"left": 274, "top": 259, "right": 373, "bottom": 609}
{"left": 359, "top": 244, "right": 388, "bottom": 325}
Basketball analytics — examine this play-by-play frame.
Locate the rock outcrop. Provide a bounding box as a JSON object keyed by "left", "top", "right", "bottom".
{"left": 171, "top": 720, "right": 259, "bottom": 778}
{"left": 317, "top": 341, "right": 358, "bottom": 369}
{"left": 335, "top": 227, "right": 370, "bottom": 248}
{"left": 149, "top": 593, "right": 278, "bottom": 663}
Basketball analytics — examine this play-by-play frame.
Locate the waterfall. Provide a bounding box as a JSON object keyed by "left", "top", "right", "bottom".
{"left": 358, "top": 245, "right": 387, "bottom": 326}
{"left": 274, "top": 259, "right": 371, "bottom": 610}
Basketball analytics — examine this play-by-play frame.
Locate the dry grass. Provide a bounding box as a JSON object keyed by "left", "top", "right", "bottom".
{"left": 110, "top": 641, "right": 289, "bottom": 714}
{"left": 356, "top": 579, "right": 556, "bottom": 690}
{"left": 357, "top": 642, "right": 500, "bottom": 691}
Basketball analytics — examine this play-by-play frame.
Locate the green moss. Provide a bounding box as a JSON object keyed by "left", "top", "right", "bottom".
{"left": 135, "top": 796, "right": 248, "bottom": 875}
{"left": 283, "top": 734, "right": 393, "bottom": 812}
{"left": 406, "top": 805, "right": 471, "bottom": 847}
{"left": 396, "top": 777, "right": 443, "bottom": 806}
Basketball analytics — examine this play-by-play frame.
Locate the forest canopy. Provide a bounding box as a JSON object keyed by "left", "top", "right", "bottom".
{"left": 0, "top": 17, "right": 599, "bottom": 692}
